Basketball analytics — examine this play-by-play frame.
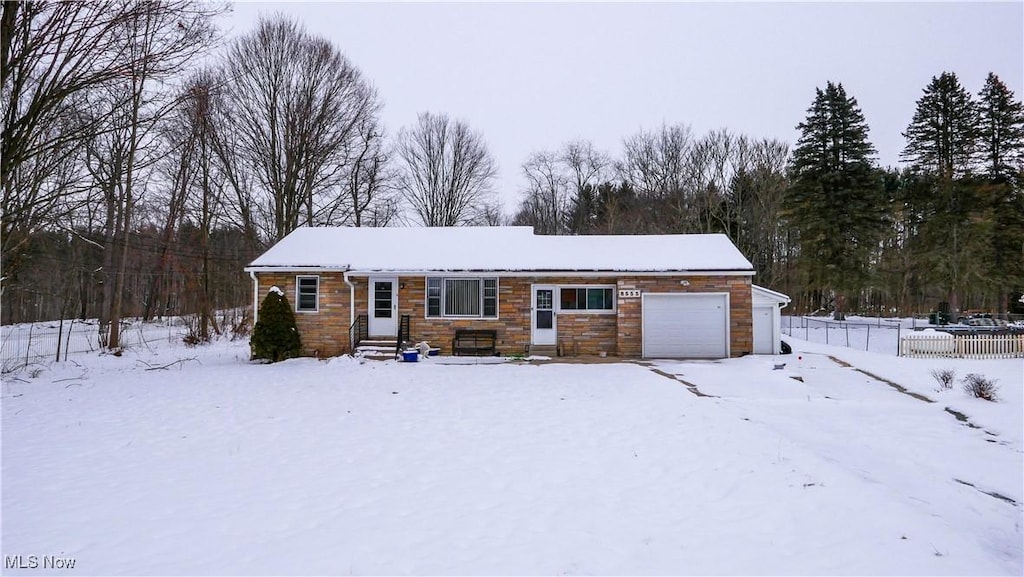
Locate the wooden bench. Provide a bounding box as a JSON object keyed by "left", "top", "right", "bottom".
{"left": 452, "top": 329, "right": 498, "bottom": 356}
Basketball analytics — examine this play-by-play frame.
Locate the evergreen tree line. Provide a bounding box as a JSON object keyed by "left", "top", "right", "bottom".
{"left": 2, "top": 3, "right": 1021, "bottom": 338}
{"left": 512, "top": 72, "right": 1024, "bottom": 318}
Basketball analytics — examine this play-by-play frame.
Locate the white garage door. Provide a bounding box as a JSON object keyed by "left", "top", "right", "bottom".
{"left": 643, "top": 293, "right": 729, "bottom": 358}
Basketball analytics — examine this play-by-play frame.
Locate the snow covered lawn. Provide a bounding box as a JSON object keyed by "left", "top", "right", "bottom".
{"left": 2, "top": 339, "right": 1021, "bottom": 575}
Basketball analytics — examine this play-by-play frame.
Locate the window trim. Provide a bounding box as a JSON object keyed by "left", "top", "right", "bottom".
{"left": 424, "top": 276, "right": 499, "bottom": 319}
{"left": 556, "top": 284, "right": 617, "bottom": 314}
{"left": 295, "top": 275, "right": 320, "bottom": 313}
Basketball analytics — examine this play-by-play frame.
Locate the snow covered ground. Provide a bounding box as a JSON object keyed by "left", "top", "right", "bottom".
{"left": 2, "top": 335, "right": 1021, "bottom": 575}
{"left": 1, "top": 319, "right": 187, "bottom": 373}
{"left": 782, "top": 315, "right": 927, "bottom": 355}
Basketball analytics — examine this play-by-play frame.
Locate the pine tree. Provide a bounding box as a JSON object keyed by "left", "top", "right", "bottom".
{"left": 977, "top": 72, "right": 1024, "bottom": 182}
{"left": 902, "top": 72, "right": 985, "bottom": 314}
{"left": 565, "top": 183, "right": 598, "bottom": 234}
{"left": 250, "top": 287, "right": 302, "bottom": 362}
{"left": 976, "top": 73, "right": 1024, "bottom": 312}
{"left": 902, "top": 72, "right": 978, "bottom": 178}
{"left": 785, "top": 82, "right": 886, "bottom": 319}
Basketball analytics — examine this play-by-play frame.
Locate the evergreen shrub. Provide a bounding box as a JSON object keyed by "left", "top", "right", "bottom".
{"left": 251, "top": 286, "right": 301, "bottom": 362}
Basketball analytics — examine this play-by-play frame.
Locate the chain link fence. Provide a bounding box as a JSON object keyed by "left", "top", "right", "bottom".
{"left": 782, "top": 315, "right": 920, "bottom": 355}
{"left": 1, "top": 319, "right": 187, "bottom": 373}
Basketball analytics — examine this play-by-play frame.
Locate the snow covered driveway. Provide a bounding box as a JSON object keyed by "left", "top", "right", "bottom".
{"left": 2, "top": 341, "right": 1021, "bottom": 575}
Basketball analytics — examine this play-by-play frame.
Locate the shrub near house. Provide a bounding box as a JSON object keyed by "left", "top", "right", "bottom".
{"left": 250, "top": 286, "right": 302, "bottom": 362}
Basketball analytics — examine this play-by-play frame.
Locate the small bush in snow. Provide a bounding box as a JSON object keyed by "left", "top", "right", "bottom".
{"left": 930, "top": 368, "right": 957, "bottom": 390}
{"left": 962, "top": 373, "right": 999, "bottom": 402}
{"left": 182, "top": 314, "right": 207, "bottom": 347}
{"left": 228, "top": 307, "right": 252, "bottom": 340}
{"left": 250, "top": 287, "right": 301, "bottom": 363}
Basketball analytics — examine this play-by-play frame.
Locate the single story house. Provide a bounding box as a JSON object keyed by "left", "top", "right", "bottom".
{"left": 244, "top": 226, "right": 789, "bottom": 359}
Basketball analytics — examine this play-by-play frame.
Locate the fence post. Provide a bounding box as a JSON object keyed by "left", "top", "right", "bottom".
{"left": 866, "top": 325, "right": 871, "bottom": 351}
{"left": 897, "top": 324, "right": 901, "bottom": 356}
{"left": 845, "top": 322, "right": 850, "bottom": 347}
{"left": 25, "top": 323, "right": 33, "bottom": 368}
{"left": 65, "top": 320, "right": 74, "bottom": 359}
{"left": 56, "top": 317, "right": 64, "bottom": 362}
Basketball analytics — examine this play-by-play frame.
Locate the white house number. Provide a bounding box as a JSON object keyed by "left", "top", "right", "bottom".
{"left": 618, "top": 289, "right": 641, "bottom": 298}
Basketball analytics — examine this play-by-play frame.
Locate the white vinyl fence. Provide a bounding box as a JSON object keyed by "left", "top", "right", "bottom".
{"left": 900, "top": 333, "right": 1024, "bottom": 359}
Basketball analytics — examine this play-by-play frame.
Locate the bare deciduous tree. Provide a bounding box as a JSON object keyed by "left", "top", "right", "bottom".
{"left": 0, "top": 1, "right": 225, "bottom": 267}
{"left": 2, "top": 1, "right": 129, "bottom": 195}
{"left": 514, "top": 151, "right": 570, "bottom": 234}
{"left": 722, "top": 137, "right": 791, "bottom": 288}
{"left": 161, "top": 71, "right": 224, "bottom": 339}
{"left": 562, "top": 140, "right": 612, "bottom": 194}
{"left": 80, "top": 1, "right": 221, "bottom": 349}
{"left": 619, "top": 124, "right": 695, "bottom": 200}
{"left": 618, "top": 123, "right": 698, "bottom": 232}
{"left": 396, "top": 112, "right": 498, "bottom": 226}
{"left": 335, "top": 115, "right": 398, "bottom": 227}
{"left": 513, "top": 139, "right": 612, "bottom": 234}
{"left": 220, "top": 15, "right": 383, "bottom": 242}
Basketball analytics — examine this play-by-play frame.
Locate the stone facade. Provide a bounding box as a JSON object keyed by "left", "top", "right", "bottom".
{"left": 253, "top": 272, "right": 354, "bottom": 358}
{"left": 614, "top": 276, "right": 753, "bottom": 357}
{"left": 253, "top": 272, "right": 753, "bottom": 359}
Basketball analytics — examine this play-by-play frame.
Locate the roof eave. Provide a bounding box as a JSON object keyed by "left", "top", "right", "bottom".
{"left": 247, "top": 266, "right": 755, "bottom": 277}
{"left": 244, "top": 265, "right": 351, "bottom": 273}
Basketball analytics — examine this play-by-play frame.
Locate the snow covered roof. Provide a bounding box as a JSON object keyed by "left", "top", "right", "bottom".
{"left": 753, "top": 285, "right": 791, "bottom": 305}
{"left": 246, "top": 226, "right": 755, "bottom": 273}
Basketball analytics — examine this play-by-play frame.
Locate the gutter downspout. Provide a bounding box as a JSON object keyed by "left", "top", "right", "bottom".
{"left": 344, "top": 270, "right": 356, "bottom": 346}
{"left": 249, "top": 271, "right": 259, "bottom": 325}
{"left": 779, "top": 299, "right": 790, "bottom": 356}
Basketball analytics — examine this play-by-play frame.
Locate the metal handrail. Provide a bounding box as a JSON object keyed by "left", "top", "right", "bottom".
{"left": 395, "top": 315, "right": 411, "bottom": 358}
{"left": 349, "top": 314, "right": 368, "bottom": 351}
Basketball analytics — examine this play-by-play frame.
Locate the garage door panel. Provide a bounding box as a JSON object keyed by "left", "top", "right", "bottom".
{"left": 643, "top": 293, "right": 728, "bottom": 358}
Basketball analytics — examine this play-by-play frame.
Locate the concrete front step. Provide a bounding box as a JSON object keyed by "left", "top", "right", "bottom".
{"left": 357, "top": 345, "right": 398, "bottom": 352}
{"left": 529, "top": 345, "right": 558, "bottom": 357}
{"left": 359, "top": 339, "right": 399, "bottom": 348}
{"left": 356, "top": 339, "right": 400, "bottom": 360}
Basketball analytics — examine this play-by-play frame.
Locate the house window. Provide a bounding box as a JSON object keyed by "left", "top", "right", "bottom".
{"left": 426, "top": 277, "right": 498, "bottom": 318}
{"left": 296, "top": 276, "right": 319, "bottom": 312}
{"left": 559, "top": 286, "right": 615, "bottom": 312}
{"left": 427, "top": 277, "right": 442, "bottom": 317}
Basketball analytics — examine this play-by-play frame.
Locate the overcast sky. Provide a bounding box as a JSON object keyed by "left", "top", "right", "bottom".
{"left": 222, "top": 1, "right": 1023, "bottom": 211}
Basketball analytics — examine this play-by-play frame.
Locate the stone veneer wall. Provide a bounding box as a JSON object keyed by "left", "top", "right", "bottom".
{"left": 254, "top": 272, "right": 353, "bottom": 358}
{"left": 614, "top": 276, "right": 753, "bottom": 358}
{"left": 398, "top": 276, "right": 620, "bottom": 356}
{"left": 254, "top": 272, "right": 752, "bottom": 359}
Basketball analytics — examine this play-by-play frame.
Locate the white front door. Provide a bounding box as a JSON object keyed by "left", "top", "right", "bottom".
{"left": 368, "top": 277, "right": 398, "bottom": 337}
{"left": 532, "top": 285, "right": 557, "bottom": 345}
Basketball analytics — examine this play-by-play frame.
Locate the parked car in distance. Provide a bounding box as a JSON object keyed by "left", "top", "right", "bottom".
{"left": 957, "top": 310, "right": 993, "bottom": 324}
{"left": 965, "top": 317, "right": 996, "bottom": 327}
